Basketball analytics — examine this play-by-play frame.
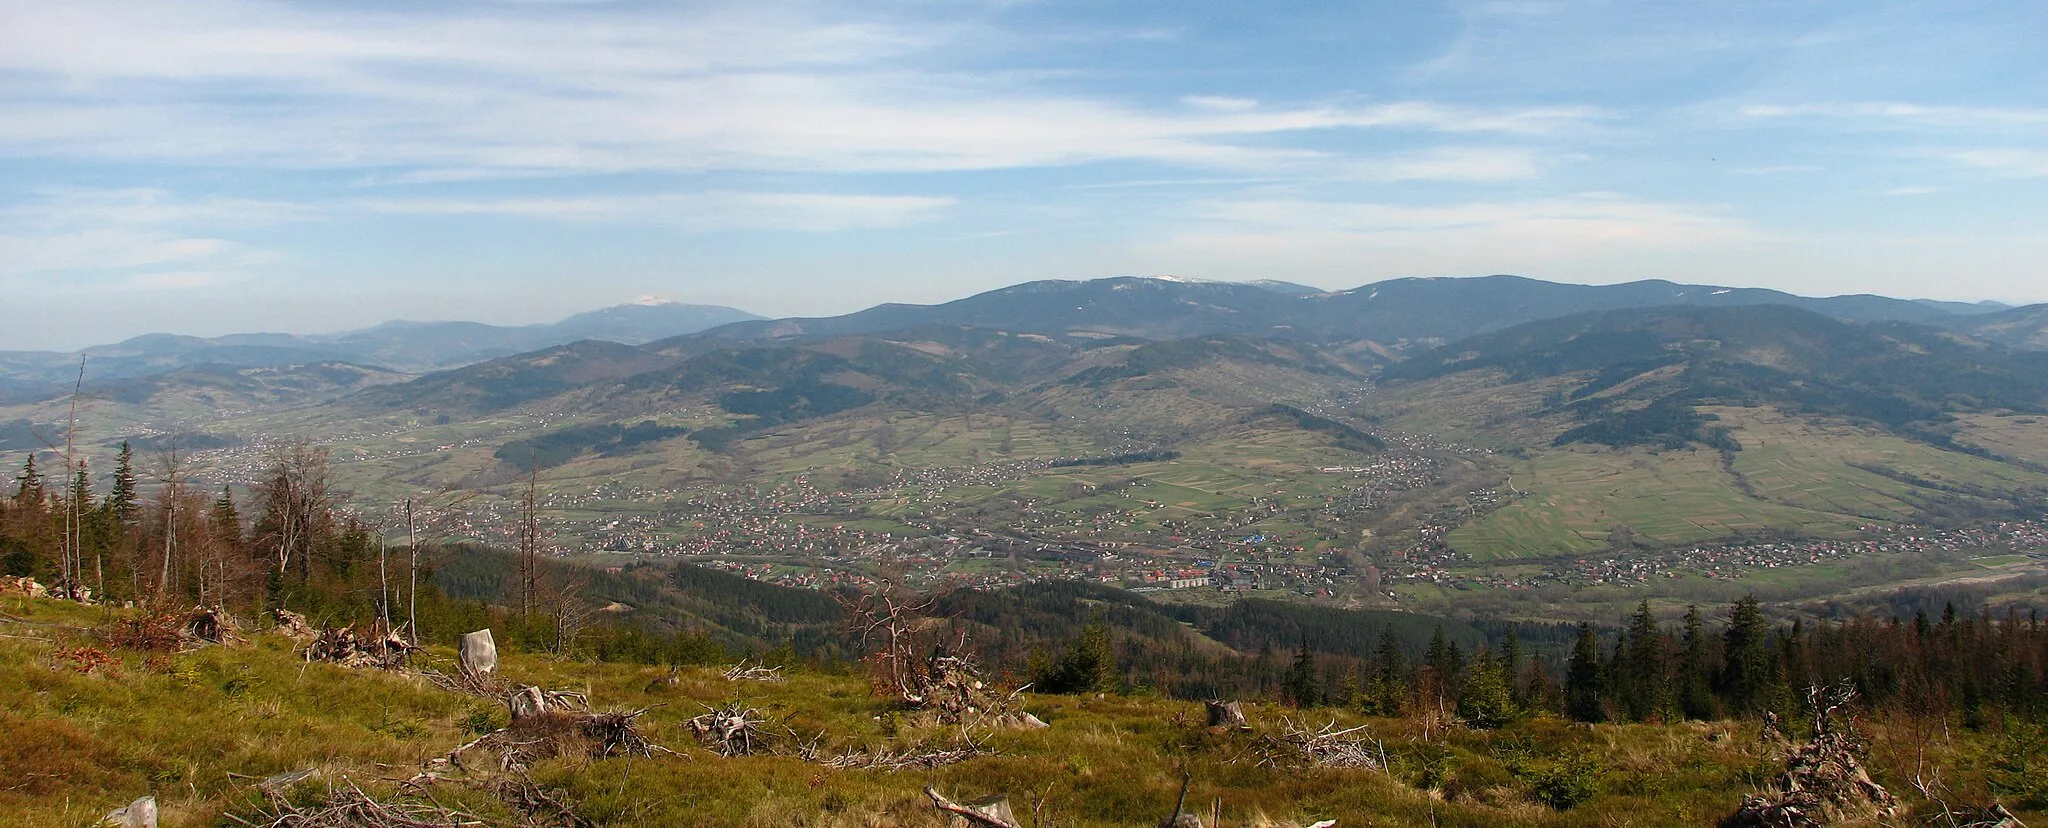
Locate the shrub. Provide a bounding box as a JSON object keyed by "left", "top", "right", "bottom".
{"left": 1515, "top": 750, "right": 1605, "bottom": 810}
{"left": 107, "top": 612, "right": 184, "bottom": 652}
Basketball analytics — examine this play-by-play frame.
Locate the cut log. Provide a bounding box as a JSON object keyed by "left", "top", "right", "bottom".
{"left": 458, "top": 629, "right": 497, "bottom": 677}
{"left": 1205, "top": 700, "right": 1250, "bottom": 730}
{"left": 926, "top": 787, "right": 1021, "bottom": 828}
{"left": 101, "top": 796, "right": 156, "bottom": 828}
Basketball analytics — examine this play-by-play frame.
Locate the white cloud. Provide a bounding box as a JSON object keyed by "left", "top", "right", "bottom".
{"left": 1183, "top": 96, "right": 1259, "bottom": 112}
{"left": 1940, "top": 149, "right": 2048, "bottom": 178}
{"left": 1130, "top": 194, "right": 1757, "bottom": 280}
{"left": 1742, "top": 102, "right": 2048, "bottom": 130}
{"left": 119, "top": 270, "right": 241, "bottom": 291}
{"left": 0, "top": 1, "right": 1603, "bottom": 176}
{"left": 357, "top": 191, "right": 957, "bottom": 231}
{"left": 1342, "top": 146, "right": 1551, "bottom": 182}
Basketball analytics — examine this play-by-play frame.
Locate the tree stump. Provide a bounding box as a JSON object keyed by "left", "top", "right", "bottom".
{"left": 1205, "top": 700, "right": 1250, "bottom": 731}
{"left": 101, "top": 796, "right": 156, "bottom": 828}
{"left": 507, "top": 685, "right": 549, "bottom": 720}
{"left": 458, "top": 629, "right": 497, "bottom": 678}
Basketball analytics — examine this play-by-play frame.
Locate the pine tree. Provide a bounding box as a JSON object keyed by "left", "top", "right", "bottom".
{"left": 1566, "top": 622, "right": 1606, "bottom": 723}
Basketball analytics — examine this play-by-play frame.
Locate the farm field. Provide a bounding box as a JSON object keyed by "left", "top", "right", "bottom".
{"left": 1445, "top": 406, "right": 2048, "bottom": 560}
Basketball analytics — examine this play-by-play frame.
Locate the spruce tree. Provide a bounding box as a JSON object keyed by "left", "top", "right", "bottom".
{"left": 1678, "top": 604, "right": 1717, "bottom": 720}
{"left": 1369, "top": 627, "right": 1407, "bottom": 715}
{"left": 1619, "top": 600, "right": 1668, "bottom": 721}
{"left": 1502, "top": 626, "right": 1524, "bottom": 704}
{"left": 1720, "top": 595, "right": 1774, "bottom": 714}
{"left": 108, "top": 441, "right": 138, "bottom": 527}
{"left": 12, "top": 454, "right": 43, "bottom": 505}
{"left": 1566, "top": 622, "right": 1606, "bottom": 722}
{"left": 1458, "top": 646, "right": 1516, "bottom": 729}
{"left": 1286, "top": 639, "right": 1320, "bottom": 707}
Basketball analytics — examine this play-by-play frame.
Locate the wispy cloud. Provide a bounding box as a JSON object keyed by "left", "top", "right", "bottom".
{"left": 1342, "top": 147, "right": 1554, "bottom": 182}
{"left": 0, "top": 1, "right": 1603, "bottom": 176}
{"left": 0, "top": 189, "right": 289, "bottom": 283}
{"left": 1742, "top": 102, "right": 2048, "bottom": 130}
{"left": 357, "top": 191, "right": 957, "bottom": 231}
{"left": 1132, "top": 194, "right": 1757, "bottom": 281}
{"left": 1938, "top": 149, "right": 2048, "bottom": 178}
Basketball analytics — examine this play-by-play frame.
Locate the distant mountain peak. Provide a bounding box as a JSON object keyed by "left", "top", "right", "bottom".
{"left": 628, "top": 295, "right": 676, "bottom": 307}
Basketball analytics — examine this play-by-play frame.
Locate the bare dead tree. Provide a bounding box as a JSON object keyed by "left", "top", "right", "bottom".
{"left": 835, "top": 587, "right": 941, "bottom": 704}
{"left": 148, "top": 435, "right": 195, "bottom": 600}
{"left": 61, "top": 356, "right": 86, "bottom": 600}
{"left": 516, "top": 468, "right": 542, "bottom": 616}
{"left": 399, "top": 488, "right": 474, "bottom": 645}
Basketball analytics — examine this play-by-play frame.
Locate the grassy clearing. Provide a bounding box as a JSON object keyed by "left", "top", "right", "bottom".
{"left": 4, "top": 597, "right": 2042, "bottom": 826}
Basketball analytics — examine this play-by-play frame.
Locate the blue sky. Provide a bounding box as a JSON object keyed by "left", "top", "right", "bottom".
{"left": 1, "top": 0, "right": 2044, "bottom": 350}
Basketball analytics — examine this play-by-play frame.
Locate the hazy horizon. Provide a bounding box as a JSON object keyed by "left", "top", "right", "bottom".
{"left": 1, "top": 272, "right": 2031, "bottom": 354}
{"left": 4, "top": 1, "right": 2044, "bottom": 350}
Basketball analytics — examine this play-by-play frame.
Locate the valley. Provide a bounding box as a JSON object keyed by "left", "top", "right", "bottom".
{"left": 8, "top": 276, "right": 2048, "bottom": 624}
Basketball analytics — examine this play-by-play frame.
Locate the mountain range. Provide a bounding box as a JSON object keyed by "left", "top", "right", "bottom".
{"left": 0, "top": 299, "right": 762, "bottom": 389}
{"left": 6, "top": 273, "right": 2048, "bottom": 570}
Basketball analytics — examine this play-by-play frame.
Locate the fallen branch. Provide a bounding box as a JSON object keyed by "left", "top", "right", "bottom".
{"left": 925, "top": 786, "right": 1022, "bottom": 828}
{"left": 224, "top": 777, "right": 487, "bottom": 828}
{"left": 722, "top": 659, "right": 785, "bottom": 683}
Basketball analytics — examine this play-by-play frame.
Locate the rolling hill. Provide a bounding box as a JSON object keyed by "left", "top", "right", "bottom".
{"left": 0, "top": 300, "right": 760, "bottom": 384}
{"left": 691, "top": 274, "right": 1999, "bottom": 348}
{"left": 1368, "top": 304, "right": 2048, "bottom": 558}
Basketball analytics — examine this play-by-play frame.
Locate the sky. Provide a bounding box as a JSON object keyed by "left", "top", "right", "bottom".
{"left": 1, "top": 0, "right": 2044, "bottom": 350}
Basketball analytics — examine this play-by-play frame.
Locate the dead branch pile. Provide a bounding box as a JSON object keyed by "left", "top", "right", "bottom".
{"left": 902, "top": 647, "right": 1045, "bottom": 730}
{"left": 1256, "top": 718, "right": 1384, "bottom": 770}
{"left": 1728, "top": 684, "right": 1897, "bottom": 828}
{"left": 451, "top": 707, "right": 676, "bottom": 771}
{"left": 722, "top": 659, "right": 785, "bottom": 682}
{"left": 302, "top": 624, "right": 416, "bottom": 670}
{"left": 225, "top": 777, "right": 486, "bottom": 828}
{"left": 819, "top": 738, "right": 990, "bottom": 770}
{"left": 183, "top": 607, "right": 239, "bottom": 645}
{"left": 491, "top": 771, "right": 597, "bottom": 828}
{"left": 687, "top": 701, "right": 772, "bottom": 756}
{"left": 421, "top": 666, "right": 510, "bottom": 699}
{"left": 273, "top": 609, "right": 316, "bottom": 641}
{"left": 579, "top": 709, "right": 675, "bottom": 759}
